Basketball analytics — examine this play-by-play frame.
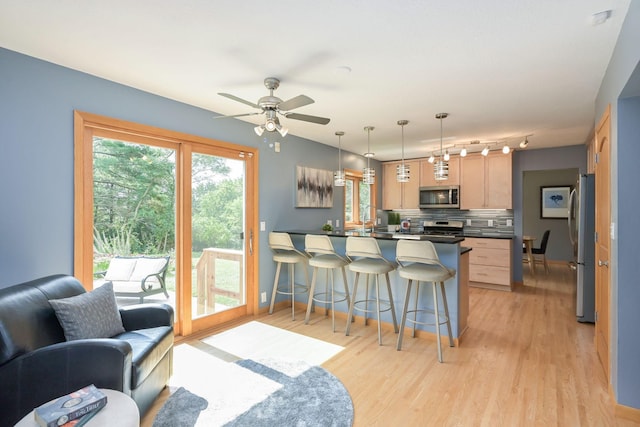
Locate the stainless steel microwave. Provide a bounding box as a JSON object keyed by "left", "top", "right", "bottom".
{"left": 419, "top": 185, "right": 460, "bottom": 209}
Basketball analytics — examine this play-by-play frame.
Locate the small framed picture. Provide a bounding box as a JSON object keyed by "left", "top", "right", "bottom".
{"left": 540, "top": 186, "right": 571, "bottom": 219}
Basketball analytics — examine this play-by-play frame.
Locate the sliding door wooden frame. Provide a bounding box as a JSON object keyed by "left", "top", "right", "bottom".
{"left": 73, "top": 110, "right": 259, "bottom": 336}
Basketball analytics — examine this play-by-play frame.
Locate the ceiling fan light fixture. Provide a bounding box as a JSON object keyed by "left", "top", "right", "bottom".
{"left": 265, "top": 119, "right": 277, "bottom": 132}
{"left": 254, "top": 125, "right": 265, "bottom": 136}
{"left": 277, "top": 124, "right": 288, "bottom": 137}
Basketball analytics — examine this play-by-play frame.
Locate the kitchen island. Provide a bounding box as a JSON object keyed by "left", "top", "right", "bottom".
{"left": 274, "top": 230, "right": 470, "bottom": 344}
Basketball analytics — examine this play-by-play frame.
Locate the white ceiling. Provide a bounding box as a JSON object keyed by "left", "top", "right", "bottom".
{"left": 0, "top": 0, "right": 631, "bottom": 160}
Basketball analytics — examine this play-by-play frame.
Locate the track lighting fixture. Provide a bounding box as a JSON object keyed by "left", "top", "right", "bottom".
{"left": 460, "top": 147, "right": 467, "bottom": 157}
{"left": 428, "top": 153, "right": 435, "bottom": 163}
{"left": 502, "top": 145, "right": 510, "bottom": 154}
{"left": 481, "top": 146, "right": 490, "bottom": 156}
{"left": 520, "top": 136, "right": 529, "bottom": 149}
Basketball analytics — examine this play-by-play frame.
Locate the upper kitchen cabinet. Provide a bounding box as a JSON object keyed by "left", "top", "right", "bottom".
{"left": 382, "top": 160, "right": 420, "bottom": 209}
{"left": 420, "top": 156, "right": 460, "bottom": 186}
{"left": 460, "top": 152, "right": 512, "bottom": 209}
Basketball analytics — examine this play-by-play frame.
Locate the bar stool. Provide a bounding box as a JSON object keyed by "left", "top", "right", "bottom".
{"left": 395, "top": 239, "right": 455, "bottom": 362}
{"left": 345, "top": 236, "right": 398, "bottom": 345}
{"left": 304, "top": 234, "right": 351, "bottom": 332}
{"left": 268, "top": 232, "right": 310, "bottom": 320}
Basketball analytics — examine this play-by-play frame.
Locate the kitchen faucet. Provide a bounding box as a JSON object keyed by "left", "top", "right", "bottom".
{"left": 361, "top": 205, "right": 370, "bottom": 233}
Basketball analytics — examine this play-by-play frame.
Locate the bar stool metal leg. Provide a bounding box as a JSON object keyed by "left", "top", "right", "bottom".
{"left": 345, "top": 272, "right": 360, "bottom": 336}
{"left": 269, "top": 262, "right": 283, "bottom": 315}
{"left": 396, "top": 279, "right": 413, "bottom": 351}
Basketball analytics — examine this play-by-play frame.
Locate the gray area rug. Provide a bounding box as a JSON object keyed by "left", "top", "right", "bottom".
{"left": 224, "top": 359, "right": 354, "bottom": 427}
{"left": 153, "top": 359, "right": 354, "bottom": 427}
{"left": 153, "top": 387, "right": 208, "bottom": 427}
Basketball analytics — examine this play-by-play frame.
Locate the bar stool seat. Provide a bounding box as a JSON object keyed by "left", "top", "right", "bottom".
{"left": 268, "top": 232, "right": 310, "bottom": 320}
{"left": 304, "top": 234, "right": 351, "bottom": 332}
{"left": 395, "top": 239, "right": 455, "bottom": 362}
{"left": 345, "top": 236, "right": 398, "bottom": 345}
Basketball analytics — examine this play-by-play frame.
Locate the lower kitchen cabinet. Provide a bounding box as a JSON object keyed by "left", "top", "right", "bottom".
{"left": 465, "top": 237, "right": 513, "bottom": 291}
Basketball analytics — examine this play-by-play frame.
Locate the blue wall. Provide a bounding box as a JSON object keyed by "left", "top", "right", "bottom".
{"left": 594, "top": 0, "right": 640, "bottom": 409}
{"left": 0, "top": 47, "right": 380, "bottom": 297}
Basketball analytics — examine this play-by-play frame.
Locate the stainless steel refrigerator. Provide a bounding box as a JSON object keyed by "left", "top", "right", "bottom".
{"left": 568, "top": 173, "right": 595, "bottom": 323}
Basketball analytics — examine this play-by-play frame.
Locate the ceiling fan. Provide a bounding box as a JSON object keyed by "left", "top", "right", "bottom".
{"left": 215, "top": 77, "right": 330, "bottom": 137}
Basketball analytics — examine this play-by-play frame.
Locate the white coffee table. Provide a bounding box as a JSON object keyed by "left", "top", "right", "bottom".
{"left": 16, "top": 388, "right": 139, "bottom": 427}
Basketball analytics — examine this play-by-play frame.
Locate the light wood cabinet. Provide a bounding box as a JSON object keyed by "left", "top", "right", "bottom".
{"left": 460, "top": 152, "right": 512, "bottom": 209}
{"left": 382, "top": 160, "right": 420, "bottom": 209}
{"left": 465, "top": 237, "right": 513, "bottom": 291}
{"left": 420, "top": 156, "right": 460, "bottom": 186}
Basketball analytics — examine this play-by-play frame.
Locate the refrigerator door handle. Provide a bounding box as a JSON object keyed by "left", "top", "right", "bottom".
{"left": 568, "top": 188, "right": 577, "bottom": 247}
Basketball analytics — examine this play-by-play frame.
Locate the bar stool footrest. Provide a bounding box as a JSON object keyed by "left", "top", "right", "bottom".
{"left": 275, "top": 283, "right": 309, "bottom": 297}
{"left": 405, "top": 309, "right": 450, "bottom": 327}
{"left": 311, "top": 291, "right": 349, "bottom": 305}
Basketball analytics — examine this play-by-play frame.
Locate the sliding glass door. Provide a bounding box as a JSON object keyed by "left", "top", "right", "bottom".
{"left": 75, "top": 111, "right": 258, "bottom": 336}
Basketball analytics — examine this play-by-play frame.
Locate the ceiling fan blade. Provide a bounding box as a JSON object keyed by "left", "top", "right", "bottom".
{"left": 285, "top": 112, "right": 330, "bottom": 125}
{"left": 213, "top": 112, "right": 262, "bottom": 119}
{"left": 218, "top": 93, "right": 260, "bottom": 109}
{"left": 278, "top": 95, "right": 314, "bottom": 111}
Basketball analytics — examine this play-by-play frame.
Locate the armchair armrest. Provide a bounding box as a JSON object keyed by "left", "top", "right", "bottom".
{"left": 0, "top": 340, "right": 133, "bottom": 426}
{"left": 119, "top": 303, "right": 174, "bottom": 330}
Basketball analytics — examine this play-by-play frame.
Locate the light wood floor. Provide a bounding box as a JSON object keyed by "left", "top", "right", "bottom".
{"left": 142, "top": 264, "right": 639, "bottom": 426}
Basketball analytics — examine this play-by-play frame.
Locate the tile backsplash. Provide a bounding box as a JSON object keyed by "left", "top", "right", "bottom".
{"left": 379, "top": 208, "right": 514, "bottom": 236}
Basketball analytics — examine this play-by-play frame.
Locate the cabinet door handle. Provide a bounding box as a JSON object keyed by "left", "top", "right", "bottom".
{"left": 598, "top": 260, "right": 609, "bottom": 267}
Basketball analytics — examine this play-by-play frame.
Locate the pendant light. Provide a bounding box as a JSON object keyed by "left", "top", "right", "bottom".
{"left": 396, "top": 120, "right": 410, "bottom": 182}
{"left": 334, "top": 131, "right": 345, "bottom": 186}
{"left": 363, "top": 126, "right": 375, "bottom": 185}
{"left": 434, "top": 113, "right": 449, "bottom": 181}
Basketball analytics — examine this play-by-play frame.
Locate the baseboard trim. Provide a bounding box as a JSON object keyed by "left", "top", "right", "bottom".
{"left": 615, "top": 403, "right": 640, "bottom": 422}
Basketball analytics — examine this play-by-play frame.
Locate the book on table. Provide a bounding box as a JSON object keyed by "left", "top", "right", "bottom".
{"left": 34, "top": 384, "right": 107, "bottom": 427}
{"left": 59, "top": 406, "right": 103, "bottom": 427}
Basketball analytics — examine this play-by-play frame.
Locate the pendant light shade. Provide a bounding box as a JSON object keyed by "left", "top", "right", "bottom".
{"left": 363, "top": 126, "right": 375, "bottom": 185}
{"left": 434, "top": 113, "right": 449, "bottom": 181}
{"left": 396, "top": 120, "right": 410, "bottom": 182}
{"left": 334, "top": 131, "right": 345, "bottom": 186}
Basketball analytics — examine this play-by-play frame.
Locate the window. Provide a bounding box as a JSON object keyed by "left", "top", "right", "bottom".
{"left": 344, "top": 169, "right": 376, "bottom": 229}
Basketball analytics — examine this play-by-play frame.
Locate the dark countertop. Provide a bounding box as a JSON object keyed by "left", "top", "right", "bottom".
{"left": 463, "top": 231, "right": 514, "bottom": 239}
{"left": 280, "top": 229, "right": 465, "bottom": 244}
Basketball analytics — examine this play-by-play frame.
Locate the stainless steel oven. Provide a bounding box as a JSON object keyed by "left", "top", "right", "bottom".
{"left": 419, "top": 185, "right": 460, "bottom": 209}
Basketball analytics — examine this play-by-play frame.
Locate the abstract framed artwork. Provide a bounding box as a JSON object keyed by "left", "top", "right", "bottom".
{"left": 295, "top": 166, "right": 333, "bottom": 208}
{"left": 540, "top": 186, "right": 571, "bottom": 219}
